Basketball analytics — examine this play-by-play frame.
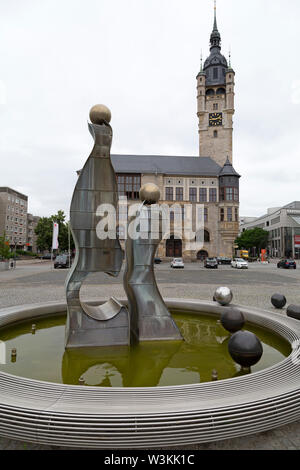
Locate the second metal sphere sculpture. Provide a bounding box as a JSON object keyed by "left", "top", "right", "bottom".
{"left": 228, "top": 331, "right": 263, "bottom": 368}
{"left": 214, "top": 287, "right": 233, "bottom": 306}
{"left": 139, "top": 183, "right": 160, "bottom": 205}
{"left": 271, "top": 294, "right": 287, "bottom": 309}
{"left": 221, "top": 308, "right": 245, "bottom": 333}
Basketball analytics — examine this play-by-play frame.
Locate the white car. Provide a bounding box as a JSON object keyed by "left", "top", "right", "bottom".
{"left": 231, "top": 258, "right": 249, "bottom": 269}
{"left": 171, "top": 258, "right": 185, "bottom": 269}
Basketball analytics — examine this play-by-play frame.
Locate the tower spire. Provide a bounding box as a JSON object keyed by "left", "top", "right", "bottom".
{"left": 213, "top": 0, "right": 217, "bottom": 30}
{"left": 210, "top": 0, "right": 221, "bottom": 50}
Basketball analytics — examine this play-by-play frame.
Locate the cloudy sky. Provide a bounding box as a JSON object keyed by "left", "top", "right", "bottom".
{"left": 0, "top": 0, "right": 299, "bottom": 218}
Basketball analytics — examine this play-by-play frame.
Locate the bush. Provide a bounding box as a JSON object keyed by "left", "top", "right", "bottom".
{"left": 15, "top": 250, "right": 39, "bottom": 258}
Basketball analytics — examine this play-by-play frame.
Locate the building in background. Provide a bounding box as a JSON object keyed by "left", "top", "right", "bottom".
{"left": 26, "top": 214, "right": 40, "bottom": 253}
{"left": 240, "top": 202, "right": 300, "bottom": 259}
{"left": 110, "top": 6, "right": 240, "bottom": 260}
{"left": 112, "top": 155, "right": 240, "bottom": 260}
{"left": 0, "top": 187, "right": 28, "bottom": 250}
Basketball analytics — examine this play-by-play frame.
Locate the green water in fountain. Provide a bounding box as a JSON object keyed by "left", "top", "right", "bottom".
{"left": 0, "top": 312, "right": 291, "bottom": 387}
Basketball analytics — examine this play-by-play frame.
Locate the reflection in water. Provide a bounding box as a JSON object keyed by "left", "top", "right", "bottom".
{"left": 63, "top": 341, "right": 182, "bottom": 387}
{"left": 0, "top": 312, "right": 291, "bottom": 387}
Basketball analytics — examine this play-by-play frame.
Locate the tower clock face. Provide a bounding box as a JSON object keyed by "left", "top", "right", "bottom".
{"left": 209, "top": 113, "right": 223, "bottom": 126}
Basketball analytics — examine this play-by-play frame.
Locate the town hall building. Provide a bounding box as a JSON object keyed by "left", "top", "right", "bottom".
{"left": 112, "top": 5, "right": 240, "bottom": 260}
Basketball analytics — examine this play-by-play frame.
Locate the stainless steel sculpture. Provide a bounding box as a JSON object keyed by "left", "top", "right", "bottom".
{"left": 123, "top": 183, "right": 183, "bottom": 343}
{"left": 66, "top": 106, "right": 182, "bottom": 348}
{"left": 65, "top": 105, "right": 128, "bottom": 349}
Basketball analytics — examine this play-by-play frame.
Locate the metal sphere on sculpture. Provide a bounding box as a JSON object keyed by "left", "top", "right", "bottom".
{"left": 228, "top": 331, "right": 263, "bottom": 368}
{"left": 139, "top": 183, "right": 160, "bottom": 205}
{"left": 221, "top": 308, "right": 245, "bottom": 333}
{"left": 271, "top": 294, "right": 287, "bottom": 309}
{"left": 89, "top": 104, "right": 111, "bottom": 124}
{"left": 214, "top": 287, "right": 233, "bottom": 306}
{"left": 287, "top": 305, "right": 300, "bottom": 321}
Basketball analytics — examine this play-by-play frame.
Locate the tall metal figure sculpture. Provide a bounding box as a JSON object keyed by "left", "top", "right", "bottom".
{"left": 65, "top": 105, "right": 129, "bottom": 349}
{"left": 123, "top": 183, "right": 183, "bottom": 343}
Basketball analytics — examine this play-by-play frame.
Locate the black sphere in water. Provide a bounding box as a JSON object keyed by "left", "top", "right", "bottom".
{"left": 228, "top": 331, "right": 263, "bottom": 368}
{"left": 221, "top": 308, "right": 245, "bottom": 333}
{"left": 271, "top": 294, "right": 287, "bottom": 309}
{"left": 287, "top": 305, "right": 300, "bottom": 321}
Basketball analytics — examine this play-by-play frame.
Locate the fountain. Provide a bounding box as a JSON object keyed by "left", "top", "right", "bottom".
{"left": 0, "top": 105, "right": 300, "bottom": 448}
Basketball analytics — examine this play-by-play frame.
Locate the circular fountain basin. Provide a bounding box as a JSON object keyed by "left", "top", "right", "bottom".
{"left": 0, "top": 299, "right": 299, "bottom": 448}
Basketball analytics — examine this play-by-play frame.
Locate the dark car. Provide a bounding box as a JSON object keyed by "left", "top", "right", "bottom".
{"left": 277, "top": 259, "right": 296, "bottom": 269}
{"left": 154, "top": 257, "right": 162, "bottom": 264}
{"left": 205, "top": 258, "right": 218, "bottom": 269}
{"left": 217, "top": 257, "right": 232, "bottom": 265}
{"left": 40, "top": 253, "right": 53, "bottom": 260}
{"left": 54, "top": 254, "right": 71, "bottom": 269}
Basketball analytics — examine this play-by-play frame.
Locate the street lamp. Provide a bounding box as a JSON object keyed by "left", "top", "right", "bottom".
{"left": 14, "top": 237, "right": 17, "bottom": 269}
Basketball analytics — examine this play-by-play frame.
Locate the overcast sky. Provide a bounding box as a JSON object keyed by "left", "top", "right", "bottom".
{"left": 0, "top": 0, "right": 300, "bottom": 218}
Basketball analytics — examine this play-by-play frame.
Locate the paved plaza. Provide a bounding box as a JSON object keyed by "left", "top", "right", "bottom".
{"left": 0, "top": 259, "right": 300, "bottom": 450}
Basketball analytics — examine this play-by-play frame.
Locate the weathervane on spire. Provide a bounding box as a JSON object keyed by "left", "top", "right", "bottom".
{"left": 214, "top": 0, "right": 217, "bottom": 25}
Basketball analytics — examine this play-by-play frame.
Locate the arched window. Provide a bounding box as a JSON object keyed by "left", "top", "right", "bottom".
{"left": 206, "top": 89, "right": 215, "bottom": 97}
{"left": 204, "top": 230, "right": 210, "bottom": 243}
{"left": 197, "top": 250, "right": 208, "bottom": 260}
{"left": 216, "top": 87, "right": 226, "bottom": 95}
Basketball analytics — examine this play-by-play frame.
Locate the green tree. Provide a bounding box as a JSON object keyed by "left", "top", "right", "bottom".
{"left": 0, "top": 232, "right": 11, "bottom": 260}
{"left": 235, "top": 228, "right": 269, "bottom": 253}
{"left": 35, "top": 211, "right": 74, "bottom": 252}
{"left": 35, "top": 217, "right": 53, "bottom": 251}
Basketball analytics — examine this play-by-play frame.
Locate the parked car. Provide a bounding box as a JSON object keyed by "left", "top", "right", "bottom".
{"left": 231, "top": 258, "right": 249, "bottom": 269}
{"left": 154, "top": 257, "right": 162, "bottom": 264}
{"left": 54, "top": 254, "right": 71, "bottom": 269}
{"left": 171, "top": 258, "right": 184, "bottom": 269}
{"left": 40, "top": 253, "right": 53, "bottom": 260}
{"left": 217, "top": 257, "right": 232, "bottom": 265}
{"left": 205, "top": 258, "right": 218, "bottom": 269}
{"left": 277, "top": 259, "right": 296, "bottom": 269}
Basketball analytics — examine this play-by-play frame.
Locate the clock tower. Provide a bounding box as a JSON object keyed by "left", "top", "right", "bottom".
{"left": 197, "top": 2, "right": 235, "bottom": 167}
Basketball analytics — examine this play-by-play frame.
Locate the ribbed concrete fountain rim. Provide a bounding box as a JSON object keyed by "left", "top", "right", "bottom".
{"left": 0, "top": 299, "right": 299, "bottom": 448}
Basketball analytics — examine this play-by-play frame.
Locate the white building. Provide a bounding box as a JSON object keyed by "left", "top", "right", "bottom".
{"left": 240, "top": 202, "right": 300, "bottom": 259}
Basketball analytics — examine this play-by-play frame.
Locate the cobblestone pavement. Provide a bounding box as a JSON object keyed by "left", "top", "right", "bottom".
{"left": 0, "top": 259, "right": 299, "bottom": 450}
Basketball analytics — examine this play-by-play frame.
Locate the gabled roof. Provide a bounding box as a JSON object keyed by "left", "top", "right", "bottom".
{"left": 111, "top": 154, "right": 222, "bottom": 177}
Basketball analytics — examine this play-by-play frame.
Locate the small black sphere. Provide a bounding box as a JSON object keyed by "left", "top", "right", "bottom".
{"left": 221, "top": 308, "right": 245, "bottom": 333}
{"left": 228, "top": 331, "right": 263, "bottom": 368}
{"left": 271, "top": 294, "right": 287, "bottom": 309}
{"left": 287, "top": 305, "right": 300, "bottom": 321}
